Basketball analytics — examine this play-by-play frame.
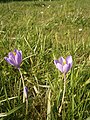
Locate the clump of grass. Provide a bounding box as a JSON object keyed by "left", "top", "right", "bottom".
{"left": 0, "top": 0, "right": 90, "bottom": 119}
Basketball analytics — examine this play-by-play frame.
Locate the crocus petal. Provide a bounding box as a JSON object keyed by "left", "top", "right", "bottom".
{"left": 8, "top": 52, "right": 15, "bottom": 59}
{"left": 59, "top": 57, "right": 65, "bottom": 65}
{"left": 8, "top": 52, "right": 16, "bottom": 63}
{"left": 66, "top": 56, "right": 72, "bottom": 64}
{"left": 56, "top": 63, "right": 63, "bottom": 73}
{"left": 18, "top": 50, "right": 22, "bottom": 64}
{"left": 69, "top": 63, "right": 72, "bottom": 69}
{"left": 54, "top": 60, "right": 63, "bottom": 72}
{"left": 14, "top": 49, "right": 18, "bottom": 53}
{"left": 4, "top": 57, "right": 16, "bottom": 66}
{"left": 63, "top": 64, "right": 70, "bottom": 74}
{"left": 54, "top": 60, "right": 59, "bottom": 65}
{"left": 15, "top": 51, "right": 22, "bottom": 66}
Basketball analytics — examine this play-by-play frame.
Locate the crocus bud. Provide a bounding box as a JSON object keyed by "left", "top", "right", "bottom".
{"left": 24, "top": 86, "right": 28, "bottom": 99}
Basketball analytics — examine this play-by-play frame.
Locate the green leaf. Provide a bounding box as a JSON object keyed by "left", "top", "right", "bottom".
{"left": 0, "top": 104, "right": 23, "bottom": 118}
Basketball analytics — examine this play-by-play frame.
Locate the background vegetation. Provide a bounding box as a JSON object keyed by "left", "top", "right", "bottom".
{"left": 0, "top": 0, "right": 55, "bottom": 3}
{"left": 0, "top": 0, "right": 90, "bottom": 119}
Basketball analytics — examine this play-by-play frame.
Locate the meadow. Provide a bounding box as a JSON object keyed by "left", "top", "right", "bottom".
{"left": 0, "top": 0, "right": 90, "bottom": 119}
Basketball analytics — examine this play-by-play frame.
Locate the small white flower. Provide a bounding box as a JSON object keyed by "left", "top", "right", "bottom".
{"left": 61, "top": 5, "right": 63, "bottom": 8}
{"left": 79, "top": 28, "right": 82, "bottom": 32}
{"left": 47, "top": 5, "right": 50, "bottom": 8}
{"left": 41, "top": 11, "right": 44, "bottom": 14}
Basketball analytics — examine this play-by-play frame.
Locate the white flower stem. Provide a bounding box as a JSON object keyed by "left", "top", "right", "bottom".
{"left": 18, "top": 68, "right": 28, "bottom": 115}
{"left": 47, "top": 89, "right": 51, "bottom": 120}
{"left": 26, "top": 98, "right": 28, "bottom": 115}
{"left": 18, "top": 68, "right": 25, "bottom": 87}
{"left": 59, "top": 73, "right": 66, "bottom": 114}
{"left": 18, "top": 68, "right": 25, "bottom": 103}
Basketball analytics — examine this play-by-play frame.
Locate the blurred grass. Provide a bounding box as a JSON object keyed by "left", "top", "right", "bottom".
{"left": 0, "top": 0, "right": 90, "bottom": 119}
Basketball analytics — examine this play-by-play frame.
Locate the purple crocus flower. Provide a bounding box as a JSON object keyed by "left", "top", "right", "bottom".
{"left": 24, "top": 86, "right": 28, "bottom": 99}
{"left": 4, "top": 49, "right": 22, "bottom": 69}
{"left": 54, "top": 56, "right": 72, "bottom": 74}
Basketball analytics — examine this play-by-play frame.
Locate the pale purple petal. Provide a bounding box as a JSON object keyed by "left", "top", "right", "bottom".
{"left": 15, "top": 51, "right": 22, "bottom": 66}
{"left": 56, "top": 63, "right": 63, "bottom": 73}
{"left": 8, "top": 52, "right": 16, "bottom": 63}
{"left": 54, "top": 60, "right": 59, "bottom": 65}
{"left": 8, "top": 52, "right": 15, "bottom": 59}
{"left": 4, "top": 57, "right": 16, "bottom": 66}
{"left": 59, "top": 57, "right": 65, "bottom": 65}
{"left": 18, "top": 50, "right": 22, "bottom": 64}
{"left": 63, "top": 64, "right": 70, "bottom": 74}
{"left": 14, "top": 49, "right": 18, "bottom": 53}
{"left": 69, "top": 63, "right": 72, "bottom": 69}
{"left": 66, "top": 56, "right": 72, "bottom": 64}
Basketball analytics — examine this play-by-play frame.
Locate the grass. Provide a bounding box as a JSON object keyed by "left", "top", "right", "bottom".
{"left": 0, "top": 0, "right": 90, "bottom": 119}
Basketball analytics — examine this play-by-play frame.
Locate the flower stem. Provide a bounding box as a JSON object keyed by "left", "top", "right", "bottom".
{"left": 18, "top": 68, "right": 25, "bottom": 103}
{"left": 18, "top": 68, "right": 25, "bottom": 87}
{"left": 59, "top": 73, "right": 66, "bottom": 114}
{"left": 18, "top": 68, "right": 28, "bottom": 115}
{"left": 26, "top": 98, "right": 28, "bottom": 115}
{"left": 47, "top": 89, "right": 51, "bottom": 120}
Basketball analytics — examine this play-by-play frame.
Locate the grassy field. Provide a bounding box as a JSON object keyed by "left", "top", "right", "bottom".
{"left": 0, "top": 0, "right": 90, "bottom": 119}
